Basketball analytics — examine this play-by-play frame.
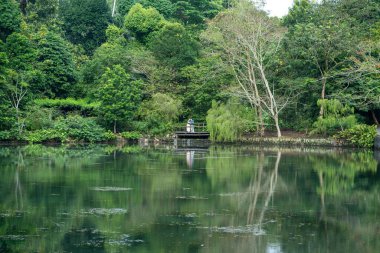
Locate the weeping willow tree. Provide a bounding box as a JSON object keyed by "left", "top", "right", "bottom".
{"left": 312, "top": 99, "right": 357, "bottom": 135}
{"left": 206, "top": 99, "right": 255, "bottom": 142}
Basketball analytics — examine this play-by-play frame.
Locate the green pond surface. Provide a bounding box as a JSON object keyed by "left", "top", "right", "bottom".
{"left": 0, "top": 143, "right": 379, "bottom": 253}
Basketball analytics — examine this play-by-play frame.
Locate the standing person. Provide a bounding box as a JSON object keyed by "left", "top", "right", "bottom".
{"left": 189, "top": 118, "right": 194, "bottom": 133}
{"left": 186, "top": 119, "right": 191, "bottom": 132}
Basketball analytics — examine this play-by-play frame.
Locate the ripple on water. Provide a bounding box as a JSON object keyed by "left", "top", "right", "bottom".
{"left": 90, "top": 187, "right": 133, "bottom": 191}
{"left": 218, "top": 192, "right": 244, "bottom": 197}
{"left": 0, "top": 211, "right": 26, "bottom": 218}
{"left": 0, "top": 235, "right": 37, "bottom": 241}
{"left": 108, "top": 234, "right": 144, "bottom": 246}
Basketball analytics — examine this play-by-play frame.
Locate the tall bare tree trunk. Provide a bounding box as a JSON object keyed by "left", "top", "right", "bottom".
{"left": 112, "top": 0, "right": 117, "bottom": 17}
{"left": 113, "top": 120, "right": 117, "bottom": 134}
{"left": 274, "top": 114, "right": 281, "bottom": 138}
{"left": 258, "top": 108, "right": 264, "bottom": 136}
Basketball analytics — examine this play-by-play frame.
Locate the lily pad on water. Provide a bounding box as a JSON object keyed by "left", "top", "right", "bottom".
{"left": 90, "top": 187, "right": 133, "bottom": 191}
{"left": 198, "top": 225, "right": 266, "bottom": 235}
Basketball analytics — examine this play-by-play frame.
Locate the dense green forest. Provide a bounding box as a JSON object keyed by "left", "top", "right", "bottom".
{"left": 0, "top": 0, "right": 379, "bottom": 145}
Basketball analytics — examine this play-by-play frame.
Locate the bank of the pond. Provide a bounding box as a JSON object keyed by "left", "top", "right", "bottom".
{"left": 148, "top": 135, "right": 358, "bottom": 148}
{"left": 0, "top": 134, "right": 366, "bottom": 149}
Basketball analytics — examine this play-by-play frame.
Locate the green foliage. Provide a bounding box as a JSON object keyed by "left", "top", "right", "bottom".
{"left": 117, "top": 0, "right": 174, "bottom": 20}
{"left": 181, "top": 56, "right": 232, "bottom": 119}
{"left": 283, "top": 0, "right": 315, "bottom": 27}
{"left": 105, "top": 24, "right": 125, "bottom": 43}
{"left": 148, "top": 22, "right": 199, "bottom": 69}
{"left": 139, "top": 0, "right": 174, "bottom": 18}
{"left": 172, "top": 0, "right": 223, "bottom": 25}
{"left": 0, "top": 0, "right": 22, "bottom": 41}
{"left": 34, "top": 98, "right": 100, "bottom": 111}
{"left": 81, "top": 43, "right": 130, "bottom": 89}
{"left": 138, "top": 93, "right": 182, "bottom": 135}
{"left": 25, "top": 128, "right": 64, "bottom": 143}
{"left": 124, "top": 3, "right": 164, "bottom": 41}
{"left": 24, "top": 105, "right": 55, "bottom": 131}
{"left": 102, "top": 130, "right": 117, "bottom": 141}
{"left": 53, "top": 115, "right": 112, "bottom": 143}
{"left": 25, "top": 0, "right": 60, "bottom": 28}
{"left": 335, "top": 124, "right": 377, "bottom": 148}
{"left": 60, "top": 0, "right": 111, "bottom": 53}
{"left": 0, "top": 130, "right": 18, "bottom": 141}
{"left": 5, "top": 32, "right": 37, "bottom": 71}
{"left": 96, "top": 65, "right": 143, "bottom": 132}
{"left": 206, "top": 99, "right": 255, "bottom": 142}
{"left": 34, "top": 30, "right": 78, "bottom": 97}
{"left": 0, "top": 0, "right": 379, "bottom": 141}
{"left": 312, "top": 99, "right": 357, "bottom": 135}
{"left": 120, "top": 131, "right": 142, "bottom": 140}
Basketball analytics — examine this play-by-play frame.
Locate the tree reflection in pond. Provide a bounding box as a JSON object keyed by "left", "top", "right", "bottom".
{"left": 0, "top": 145, "right": 379, "bottom": 253}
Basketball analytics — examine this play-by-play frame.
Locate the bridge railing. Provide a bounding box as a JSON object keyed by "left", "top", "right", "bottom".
{"left": 175, "top": 122, "right": 208, "bottom": 133}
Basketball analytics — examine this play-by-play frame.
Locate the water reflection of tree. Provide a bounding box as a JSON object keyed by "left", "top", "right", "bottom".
{"left": 204, "top": 149, "right": 284, "bottom": 253}
{"left": 309, "top": 152, "right": 378, "bottom": 220}
{"left": 14, "top": 150, "right": 25, "bottom": 211}
{"left": 246, "top": 151, "right": 281, "bottom": 228}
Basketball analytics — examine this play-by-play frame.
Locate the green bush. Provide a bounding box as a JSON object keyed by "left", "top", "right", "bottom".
{"left": 25, "top": 129, "right": 65, "bottom": 143}
{"left": 25, "top": 106, "right": 56, "bottom": 130}
{"left": 102, "top": 131, "right": 117, "bottom": 141}
{"left": 54, "top": 115, "right": 108, "bottom": 142}
{"left": 121, "top": 131, "right": 142, "bottom": 140}
{"left": 0, "top": 130, "right": 18, "bottom": 141}
{"left": 335, "top": 124, "right": 377, "bottom": 148}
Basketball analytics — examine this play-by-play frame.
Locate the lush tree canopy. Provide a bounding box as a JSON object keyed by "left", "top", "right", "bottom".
{"left": 0, "top": 0, "right": 22, "bottom": 41}
{"left": 60, "top": 0, "right": 111, "bottom": 53}
{"left": 0, "top": 0, "right": 379, "bottom": 143}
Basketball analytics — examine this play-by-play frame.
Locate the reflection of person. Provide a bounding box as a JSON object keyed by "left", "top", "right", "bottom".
{"left": 186, "top": 150, "right": 195, "bottom": 168}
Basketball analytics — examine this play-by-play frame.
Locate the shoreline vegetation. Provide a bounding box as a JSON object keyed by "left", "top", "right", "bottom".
{"left": 1, "top": 0, "right": 380, "bottom": 149}
{"left": 0, "top": 133, "right": 362, "bottom": 149}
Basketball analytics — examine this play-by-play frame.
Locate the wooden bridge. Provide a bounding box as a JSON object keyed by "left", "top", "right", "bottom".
{"left": 174, "top": 123, "right": 210, "bottom": 139}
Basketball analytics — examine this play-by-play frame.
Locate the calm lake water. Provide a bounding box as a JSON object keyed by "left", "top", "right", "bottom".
{"left": 0, "top": 143, "right": 379, "bottom": 253}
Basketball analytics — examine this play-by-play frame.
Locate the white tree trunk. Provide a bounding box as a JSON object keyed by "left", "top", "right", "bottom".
{"left": 112, "top": 0, "right": 117, "bottom": 17}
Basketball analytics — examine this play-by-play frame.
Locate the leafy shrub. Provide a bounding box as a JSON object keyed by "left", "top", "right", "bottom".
{"left": 335, "top": 124, "right": 377, "bottom": 148}
{"left": 25, "top": 129, "right": 64, "bottom": 143}
{"left": 102, "top": 131, "right": 117, "bottom": 141}
{"left": 121, "top": 131, "right": 142, "bottom": 140}
{"left": 34, "top": 98, "right": 100, "bottom": 115}
{"left": 54, "top": 115, "right": 108, "bottom": 142}
{"left": 312, "top": 99, "right": 357, "bottom": 135}
{"left": 206, "top": 99, "right": 255, "bottom": 142}
{"left": 0, "top": 130, "right": 18, "bottom": 141}
{"left": 24, "top": 106, "right": 55, "bottom": 130}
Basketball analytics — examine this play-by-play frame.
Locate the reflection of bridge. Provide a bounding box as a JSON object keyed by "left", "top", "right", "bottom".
{"left": 174, "top": 123, "right": 210, "bottom": 139}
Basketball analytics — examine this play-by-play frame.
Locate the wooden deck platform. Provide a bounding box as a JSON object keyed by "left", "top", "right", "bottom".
{"left": 174, "top": 131, "right": 210, "bottom": 139}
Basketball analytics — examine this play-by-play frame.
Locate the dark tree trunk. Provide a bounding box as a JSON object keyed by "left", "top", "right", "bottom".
{"left": 19, "top": 0, "right": 28, "bottom": 15}
{"left": 371, "top": 110, "right": 379, "bottom": 126}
